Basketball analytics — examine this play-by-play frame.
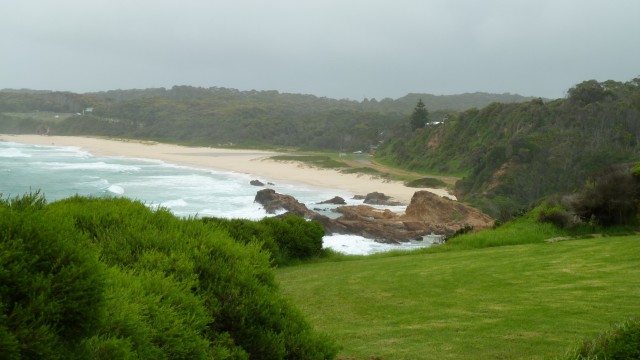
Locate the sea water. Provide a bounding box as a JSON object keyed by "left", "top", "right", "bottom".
{"left": 0, "top": 140, "right": 435, "bottom": 255}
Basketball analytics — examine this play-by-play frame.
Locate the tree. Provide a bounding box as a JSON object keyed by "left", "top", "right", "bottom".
{"left": 567, "top": 80, "right": 613, "bottom": 106}
{"left": 410, "top": 99, "right": 429, "bottom": 130}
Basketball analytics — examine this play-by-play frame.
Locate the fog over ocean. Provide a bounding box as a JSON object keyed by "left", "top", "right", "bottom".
{"left": 0, "top": 140, "right": 435, "bottom": 254}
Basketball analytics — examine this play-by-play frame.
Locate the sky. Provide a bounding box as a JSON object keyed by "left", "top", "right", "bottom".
{"left": 1, "top": 0, "right": 639, "bottom": 100}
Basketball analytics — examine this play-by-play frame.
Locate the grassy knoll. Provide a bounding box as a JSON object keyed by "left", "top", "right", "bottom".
{"left": 277, "top": 236, "right": 640, "bottom": 359}
{"left": 270, "top": 154, "right": 350, "bottom": 169}
{"left": 269, "top": 153, "right": 458, "bottom": 184}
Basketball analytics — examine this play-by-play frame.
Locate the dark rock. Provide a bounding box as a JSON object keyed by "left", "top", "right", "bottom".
{"left": 319, "top": 196, "right": 346, "bottom": 205}
{"left": 404, "top": 191, "right": 494, "bottom": 232}
{"left": 254, "top": 189, "right": 494, "bottom": 244}
{"left": 363, "top": 192, "right": 403, "bottom": 206}
{"left": 250, "top": 179, "right": 265, "bottom": 186}
{"left": 254, "top": 189, "right": 315, "bottom": 217}
{"left": 352, "top": 195, "right": 366, "bottom": 200}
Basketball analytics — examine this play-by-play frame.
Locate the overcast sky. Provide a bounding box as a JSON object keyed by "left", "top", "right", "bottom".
{"left": 1, "top": 0, "right": 638, "bottom": 100}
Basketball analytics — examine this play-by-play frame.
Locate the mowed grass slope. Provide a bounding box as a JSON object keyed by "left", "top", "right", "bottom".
{"left": 277, "top": 237, "right": 640, "bottom": 359}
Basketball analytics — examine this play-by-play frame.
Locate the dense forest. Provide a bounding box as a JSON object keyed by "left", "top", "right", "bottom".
{"left": 0, "top": 87, "right": 533, "bottom": 151}
{"left": 377, "top": 77, "right": 640, "bottom": 219}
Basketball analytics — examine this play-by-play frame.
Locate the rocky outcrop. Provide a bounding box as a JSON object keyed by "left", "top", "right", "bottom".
{"left": 363, "top": 192, "right": 403, "bottom": 206}
{"left": 319, "top": 196, "right": 346, "bottom": 205}
{"left": 403, "top": 191, "right": 494, "bottom": 234}
{"left": 254, "top": 189, "right": 315, "bottom": 217}
{"left": 254, "top": 189, "right": 494, "bottom": 243}
{"left": 250, "top": 179, "right": 265, "bottom": 186}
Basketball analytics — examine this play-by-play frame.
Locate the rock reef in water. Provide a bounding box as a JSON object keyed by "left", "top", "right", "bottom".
{"left": 254, "top": 189, "right": 494, "bottom": 243}
{"left": 318, "top": 196, "right": 346, "bottom": 205}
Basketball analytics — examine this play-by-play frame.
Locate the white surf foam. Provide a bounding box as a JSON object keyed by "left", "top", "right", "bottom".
{"left": 37, "top": 161, "right": 141, "bottom": 172}
{"left": 0, "top": 148, "right": 31, "bottom": 158}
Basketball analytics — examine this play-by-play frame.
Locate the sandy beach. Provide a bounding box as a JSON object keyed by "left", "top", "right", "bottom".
{"left": 0, "top": 134, "right": 453, "bottom": 204}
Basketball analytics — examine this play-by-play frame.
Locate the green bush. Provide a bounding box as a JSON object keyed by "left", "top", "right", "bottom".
{"left": 571, "top": 167, "right": 639, "bottom": 226}
{"left": 206, "top": 215, "right": 326, "bottom": 266}
{"left": 1, "top": 194, "right": 337, "bottom": 359}
{"left": 563, "top": 318, "right": 640, "bottom": 359}
{"left": 260, "top": 215, "right": 325, "bottom": 262}
{"left": 405, "top": 177, "right": 447, "bottom": 188}
{"left": 537, "top": 202, "right": 577, "bottom": 229}
{"left": 49, "top": 197, "right": 336, "bottom": 359}
{"left": 203, "top": 218, "right": 285, "bottom": 265}
{"left": 0, "top": 193, "right": 105, "bottom": 359}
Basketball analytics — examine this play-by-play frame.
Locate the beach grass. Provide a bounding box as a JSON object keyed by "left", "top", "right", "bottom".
{"left": 277, "top": 236, "right": 640, "bottom": 359}
{"left": 405, "top": 177, "right": 448, "bottom": 188}
{"left": 270, "top": 154, "right": 349, "bottom": 169}
{"left": 269, "top": 152, "right": 428, "bottom": 181}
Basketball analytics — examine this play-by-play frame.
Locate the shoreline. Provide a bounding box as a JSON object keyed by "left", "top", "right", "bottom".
{"left": 0, "top": 134, "right": 454, "bottom": 204}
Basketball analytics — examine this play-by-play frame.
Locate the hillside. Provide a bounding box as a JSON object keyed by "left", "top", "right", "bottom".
{"left": 376, "top": 77, "right": 640, "bottom": 218}
{"left": 0, "top": 87, "right": 535, "bottom": 151}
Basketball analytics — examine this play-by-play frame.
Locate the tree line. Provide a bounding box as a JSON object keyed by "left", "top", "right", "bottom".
{"left": 0, "top": 86, "right": 534, "bottom": 152}
{"left": 377, "top": 77, "right": 640, "bottom": 219}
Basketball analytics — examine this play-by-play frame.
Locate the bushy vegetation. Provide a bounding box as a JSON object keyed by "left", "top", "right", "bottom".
{"left": 270, "top": 155, "right": 349, "bottom": 169}
{"left": 535, "top": 164, "right": 640, "bottom": 230}
{"left": 404, "top": 177, "right": 447, "bottom": 188}
{"left": 377, "top": 77, "right": 640, "bottom": 220}
{"left": 203, "top": 215, "right": 326, "bottom": 266}
{"left": 0, "top": 193, "right": 337, "bottom": 359}
{"left": 562, "top": 318, "right": 640, "bottom": 359}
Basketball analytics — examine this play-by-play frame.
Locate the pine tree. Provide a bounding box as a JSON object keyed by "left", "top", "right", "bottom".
{"left": 410, "top": 99, "right": 429, "bottom": 130}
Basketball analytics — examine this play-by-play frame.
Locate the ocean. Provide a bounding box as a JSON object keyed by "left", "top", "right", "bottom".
{"left": 0, "top": 140, "right": 435, "bottom": 254}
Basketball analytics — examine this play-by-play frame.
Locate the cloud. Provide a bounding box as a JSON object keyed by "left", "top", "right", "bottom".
{"left": 1, "top": 0, "right": 638, "bottom": 99}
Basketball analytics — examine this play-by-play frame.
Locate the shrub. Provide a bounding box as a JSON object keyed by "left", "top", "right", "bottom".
{"left": 536, "top": 202, "right": 578, "bottom": 229}
{"left": 44, "top": 195, "right": 337, "bottom": 359}
{"left": 259, "top": 215, "right": 325, "bottom": 262}
{"left": 571, "top": 166, "right": 639, "bottom": 226}
{"left": 563, "top": 318, "right": 640, "bottom": 359}
{"left": 203, "top": 218, "right": 284, "bottom": 265}
{"left": 405, "top": 177, "right": 447, "bottom": 188}
{"left": 206, "top": 215, "right": 326, "bottom": 266}
{"left": 0, "top": 193, "right": 105, "bottom": 359}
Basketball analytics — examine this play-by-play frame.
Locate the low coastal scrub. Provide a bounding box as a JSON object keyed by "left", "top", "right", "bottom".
{"left": 203, "top": 215, "right": 326, "bottom": 266}
{"left": 404, "top": 177, "right": 447, "bottom": 188}
{"left": 339, "top": 166, "right": 387, "bottom": 178}
{"left": 561, "top": 317, "right": 640, "bottom": 359}
{"left": 270, "top": 155, "right": 348, "bottom": 169}
{"left": 270, "top": 154, "right": 392, "bottom": 179}
{"left": 0, "top": 193, "right": 337, "bottom": 359}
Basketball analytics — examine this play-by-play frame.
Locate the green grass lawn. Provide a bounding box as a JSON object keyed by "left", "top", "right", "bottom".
{"left": 277, "top": 237, "right": 640, "bottom": 359}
